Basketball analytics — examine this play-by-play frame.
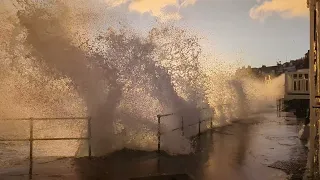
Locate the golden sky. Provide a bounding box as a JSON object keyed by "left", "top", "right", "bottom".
{"left": 106, "top": 0, "right": 197, "bottom": 21}
{"left": 250, "top": 0, "right": 308, "bottom": 21}
{"left": 105, "top": 0, "right": 308, "bottom": 22}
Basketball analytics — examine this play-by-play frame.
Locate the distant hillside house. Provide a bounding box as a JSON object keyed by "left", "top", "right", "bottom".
{"left": 235, "top": 51, "right": 309, "bottom": 80}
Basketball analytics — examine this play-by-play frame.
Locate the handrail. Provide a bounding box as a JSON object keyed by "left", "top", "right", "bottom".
{"left": 0, "top": 117, "right": 91, "bottom": 180}
{"left": 156, "top": 105, "right": 231, "bottom": 153}
{"left": 0, "top": 137, "right": 89, "bottom": 141}
{"left": 156, "top": 107, "right": 214, "bottom": 118}
{"left": 0, "top": 117, "right": 89, "bottom": 121}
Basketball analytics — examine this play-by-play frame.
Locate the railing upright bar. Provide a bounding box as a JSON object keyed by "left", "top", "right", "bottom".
{"left": 277, "top": 100, "right": 278, "bottom": 115}
{"left": 280, "top": 99, "right": 282, "bottom": 116}
{"left": 279, "top": 99, "right": 281, "bottom": 117}
{"left": 88, "top": 117, "right": 92, "bottom": 159}
{"left": 29, "top": 118, "right": 33, "bottom": 180}
{"left": 157, "top": 115, "right": 161, "bottom": 154}
{"left": 280, "top": 99, "right": 282, "bottom": 117}
{"left": 181, "top": 116, "right": 184, "bottom": 136}
{"left": 276, "top": 100, "right": 278, "bottom": 117}
{"left": 277, "top": 99, "right": 280, "bottom": 117}
{"left": 198, "top": 118, "right": 201, "bottom": 136}
{"left": 212, "top": 109, "right": 215, "bottom": 129}
{"left": 280, "top": 99, "right": 281, "bottom": 117}
{"left": 279, "top": 103, "right": 280, "bottom": 117}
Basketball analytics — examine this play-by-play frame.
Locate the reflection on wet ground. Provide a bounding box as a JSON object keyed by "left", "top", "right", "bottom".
{"left": 0, "top": 111, "right": 307, "bottom": 180}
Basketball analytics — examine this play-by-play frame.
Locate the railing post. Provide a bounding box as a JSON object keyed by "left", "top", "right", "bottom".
{"left": 157, "top": 115, "right": 161, "bottom": 154}
{"left": 278, "top": 100, "right": 280, "bottom": 117}
{"left": 181, "top": 116, "right": 184, "bottom": 136}
{"left": 278, "top": 99, "right": 280, "bottom": 117}
{"left": 88, "top": 117, "right": 92, "bottom": 159}
{"left": 280, "top": 99, "right": 282, "bottom": 117}
{"left": 279, "top": 99, "right": 282, "bottom": 117}
{"left": 277, "top": 99, "right": 279, "bottom": 117}
{"left": 276, "top": 100, "right": 278, "bottom": 117}
{"left": 198, "top": 118, "right": 201, "bottom": 136}
{"left": 277, "top": 100, "right": 280, "bottom": 117}
{"left": 29, "top": 118, "right": 33, "bottom": 180}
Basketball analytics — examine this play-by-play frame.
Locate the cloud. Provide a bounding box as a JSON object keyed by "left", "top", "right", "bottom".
{"left": 180, "top": 0, "right": 197, "bottom": 7}
{"left": 105, "top": 0, "right": 128, "bottom": 7}
{"left": 250, "top": 0, "right": 308, "bottom": 21}
{"left": 105, "top": 0, "right": 197, "bottom": 21}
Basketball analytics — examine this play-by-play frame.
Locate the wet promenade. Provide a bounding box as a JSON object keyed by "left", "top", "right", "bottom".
{"left": 0, "top": 111, "right": 307, "bottom": 180}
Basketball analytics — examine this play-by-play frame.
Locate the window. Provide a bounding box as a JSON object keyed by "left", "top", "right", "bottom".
{"left": 305, "top": 74, "right": 309, "bottom": 79}
{"left": 306, "top": 80, "right": 309, "bottom": 91}
{"left": 294, "top": 81, "right": 297, "bottom": 91}
{"left": 293, "top": 74, "right": 297, "bottom": 79}
{"left": 299, "top": 74, "right": 303, "bottom": 79}
{"left": 298, "top": 81, "right": 301, "bottom": 90}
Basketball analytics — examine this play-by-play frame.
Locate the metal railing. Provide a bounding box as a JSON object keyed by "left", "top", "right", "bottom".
{"left": 0, "top": 105, "right": 231, "bottom": 177}
{"left": 0, "top": 117, "right": 91, "bottom": 179}
{"left": 276, "top": 98, "right": 284, "bottom": 117}
{"left": 156, "top": 106, "right": 227, "bottom": 153}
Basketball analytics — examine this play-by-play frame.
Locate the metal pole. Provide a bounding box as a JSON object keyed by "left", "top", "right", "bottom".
{"left": 211, "top": 108, "right": 215, "bottom": 130}
{"left": 157, "top": 115, "right": 161, "bottom": 154}
{"left": 198, "top": 118, "right": 201, "bottom": 136}
{"left": 29, "top": 118, "right": 33, "bottom": 180}
{"left": 276, "top": 100, "right": 278, "bottom": 117}
{"left": 279, "top": 99, "right": 281, "bottom": 117}
{"left": 88, "top": 117, "right": 92, "bottom": 159}
{"left": 278, "top": 100, "right": 280, "bottom": 117}
{"left": 181, "top": 116, "right": 184, "bottom": 136}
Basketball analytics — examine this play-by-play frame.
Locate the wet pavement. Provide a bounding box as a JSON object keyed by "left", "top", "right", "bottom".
{"left": 0, "top": 111, "right": 308, "bottom": 180}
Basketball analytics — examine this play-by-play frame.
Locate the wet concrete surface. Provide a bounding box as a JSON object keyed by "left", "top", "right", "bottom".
{"left": 0, "top": 111, "right": 308, "bottom": 180}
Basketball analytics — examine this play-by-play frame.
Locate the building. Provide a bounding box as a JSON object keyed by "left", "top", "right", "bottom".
{"left": 235, "top": 54, "right": 308, "bottom": 81}
{"left": 280, "top": 69, "right": 309, "bottom": 118}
